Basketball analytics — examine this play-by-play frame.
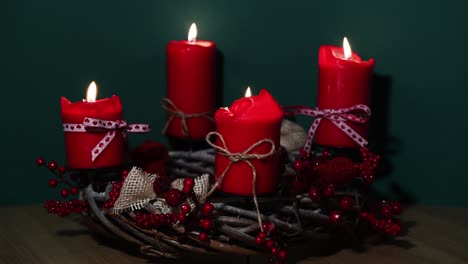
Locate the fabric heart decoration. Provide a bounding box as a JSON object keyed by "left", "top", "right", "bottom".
{"left": 113, "top": 166, "right": 210, "bottom": 214}
{"left": 113, "top": 167, "right": 156, "bottom": 213}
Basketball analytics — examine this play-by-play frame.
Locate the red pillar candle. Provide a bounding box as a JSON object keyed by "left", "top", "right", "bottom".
{"left": 315, "top": 37, "right": 375, "bottom": 147}
{"left": 166, "top": 23, "right": 216, "bottom": 139}
{"left": 61, "top": 82, "right": 125, "bottom": 169}
{"left": 213, "top": 88, "right": 283, "bottom": 196}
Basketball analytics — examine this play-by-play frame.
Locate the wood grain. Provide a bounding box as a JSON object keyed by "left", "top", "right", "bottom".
{"left": 0, "top": 205, "right": 467, "bottom": 264}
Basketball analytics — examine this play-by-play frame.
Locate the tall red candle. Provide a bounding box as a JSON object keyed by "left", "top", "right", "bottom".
{"left": 315, "top": 38, "right": 375, "bottom": 147}
{"left": 213, "top": 89, "right": 283, "bottom": 196}
{"left": 166, "top": 23, "right": 216, "bottom": 139}
{"left": 61, "top": 82, "right": 125, "bottom": 169}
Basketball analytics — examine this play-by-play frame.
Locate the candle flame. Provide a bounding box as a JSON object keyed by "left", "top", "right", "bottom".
{"left": 244, "top": 87, "right": 252, "bottom": 97}
{"left": 343, "top": 37, "right": 352, "bottom": 59}
{"left": 188, "top": 23, "right": 197, "bottom": 42}
{"left": 86, "top": 81, "right": 97, "bottom": 102}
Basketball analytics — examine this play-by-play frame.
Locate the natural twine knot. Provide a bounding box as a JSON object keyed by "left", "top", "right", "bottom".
{"left": 229, "top": 154, "right": 243, "bottom": 162}
{"left": 203, "top": 131, "right": 276, "bottom": 232}
{"left": 161, "top": 98, "right": 214, "bottom": 137}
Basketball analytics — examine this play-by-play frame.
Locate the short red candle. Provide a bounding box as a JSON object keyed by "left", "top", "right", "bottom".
{"left": 214, "top": 89, "right": 283, "bottom": 196}
{"left": 61, "top": 94, "right": 125, "bottom": 169}
{"left": 315, "top": 40, "right": 375, "bottom": 147}
{"left": 166, "top": 23, "right": 216, "bottom": 139}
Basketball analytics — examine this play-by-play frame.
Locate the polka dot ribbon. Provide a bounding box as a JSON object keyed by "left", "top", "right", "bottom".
{"left": 161, "top": 98, "right": 214, "bottom": 137}
{"left": 63, "top": 117, "right": 151, "bottom": 162}
{"left": 203, "top": 131, "right": 276, "bottom": 232}
{"left": 284, "top": 104, "right": 371, "bottom": 153}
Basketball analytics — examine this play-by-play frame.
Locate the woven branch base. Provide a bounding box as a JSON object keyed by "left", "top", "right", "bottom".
{"left": 76, "top": 148, "right": 385, "bottom": 259}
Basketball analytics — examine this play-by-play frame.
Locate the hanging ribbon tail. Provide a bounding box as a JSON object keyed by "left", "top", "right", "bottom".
{"left": 283, "top": 104, "right": 372, "bottom": 153}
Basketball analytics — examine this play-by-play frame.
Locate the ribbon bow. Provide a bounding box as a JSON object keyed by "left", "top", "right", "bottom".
{"left": 161, "top": 98, "right": 214, "bottom": 137}
{"left": 204, "top": 131, "right": 276, "bottom": 232}
{"left": 284, "top": 104, "right": 371, "bottom": 153}
{"left": 63, "top": 117, "right": 150, "bottom": 162}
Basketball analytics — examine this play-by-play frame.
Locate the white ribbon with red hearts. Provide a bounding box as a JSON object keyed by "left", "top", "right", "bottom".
{"left": 284, "top": 104, "right": 371, "bottom": 153}
{"left": 63, "top": 117, "right": 151, "bottom": 162}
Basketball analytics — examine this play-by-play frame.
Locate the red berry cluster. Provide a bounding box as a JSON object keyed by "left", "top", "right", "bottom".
{"left": 289, "top": 158, "right": 312, "bottom": 195}
{"left": 37, "top": 157, "right": 89, "bottom": 217}
{"left": 291, "top": 159, "right": 311, "bottom": 173}
{"left": 104, "top": 170, "right": 128, "bottom": 208}
{"left": 37, "top": 158, "right": 79, "bottom": 195}
{"left": 329, "top": 210, "right": 343, "bottom": 224}
{"left": 44, "top": 199, "right": 88, "bottom": 217}
{"left": 163, "top": 178, "right": 195, "bottom": 207}
{"left": 360, "top": 212, "right": 402, "bottom": 236}
{"left": 37, "top": 158, "right": 67, "bottom": 174}
{"left": 198, "top": 202, "right": 214, "bottom": 241}
{"left": 133, "top": 177, "right": 216, "bottom": 243}
{"left": 291, "top": 149, "right": 340, "bottom": 196}
{"left": 134, "top": 211, "right": 179, "bottom": 228}
{"left": 307, "top": 183, "right": 335, "bottom": 202}
{"left": 47, "top": 178, "right": 79, "bottom": 198}
{"left": 359, "top": 201, "right": 403, "bottom": 236}
{"left": 178, "top": 203, "right": 192, "bottom": 223}
{"left": 327, "top": 197, "right": 356, "bottom": 224}
{"left": 356, "top": 148, "right": 381, "bottom": 184}
{"left": 255, "top": 222, "right": 288, "bottom": 264}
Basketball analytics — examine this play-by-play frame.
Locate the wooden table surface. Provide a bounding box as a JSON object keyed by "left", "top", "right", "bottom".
{"left": 0, "top": 204, "right": 467, "bottom": 264}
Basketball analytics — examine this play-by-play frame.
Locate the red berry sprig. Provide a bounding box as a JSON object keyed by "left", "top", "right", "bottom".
{"left": 357, "top": 148, "right": 381, "bottom": 184}
{"left": 200, "top": 218, "right": 213, "bottom": 231}
{"left": 134, "top": 211, "right": 179, "bottom": 228}
{"left": 308, "top": 186, "right": 320, "bottom": 201}
{"left": 254, "top": 222, "right": 288, "bottom": 264}
{"left": 182, "top": 178, "right": 195, "bottom": 195}
{"left": 47, "top": 161, "right": 58, "bottom": 171}
{"left": 292, "top": 159, "right": 306, "bottom": 172}
{"left": 322, "top": 184, "right": 335, "bottom": 197}
{"left": 48, "top": 179, "right": 58, "bottom": 188}
{"left": 329, "top": 210, "right": 343, "bottom": 224}
{"left": 201, "top": 202, "right": 214, "bottom": 217}
{"left": 359, "top": 210, "right": 402, "bottom": 237}
{"left": 44, "top": 199, "right": 89, "bottom": 217}
{"left": 36, "top": 158, "right": 45, "bottom": 166}
{"left": 180, "top": 203, "right": 192, "bottom": 214}
{"left": 196, "top": 202, "right": 215, "bottom": 241}
{"left": 165, "top": 189, "right": 184, "bottom": 207}
{"left": 198, "top": 232, "right": 209, "bottom": 241}
{"left": 36, "top": 158, "right": 80, "bottom": 190}
{"left": 340, "top": 196, "right": 354, "bottom": 210}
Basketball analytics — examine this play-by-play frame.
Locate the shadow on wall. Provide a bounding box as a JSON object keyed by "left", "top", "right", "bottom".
{"left": 369, "top": 74, "right": 414, "bottom": 205}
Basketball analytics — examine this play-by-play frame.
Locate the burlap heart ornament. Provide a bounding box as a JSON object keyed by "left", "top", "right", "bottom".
{"left": 113, "top": 167, "right": 156, "bottom": 213}
{"left": 113, "top": 166, "right": 210, "bottom": 213}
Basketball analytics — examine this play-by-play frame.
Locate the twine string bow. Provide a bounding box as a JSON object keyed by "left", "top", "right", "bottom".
{"left": 63, "top": 117, "right": 150, "bottom": 162}
{"left": 161, "top": 98, "right": 214, "bottom": 137}
{"left": 204, "top": 131, "right": 276, "bottom": 232}
{"left": 284, "top": 104, "right": 371, "bottom": 153}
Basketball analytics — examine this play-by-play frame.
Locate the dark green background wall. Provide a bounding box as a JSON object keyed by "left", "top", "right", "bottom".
{"left": 2, "top": 0, "right": 467, "bottom": 206}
